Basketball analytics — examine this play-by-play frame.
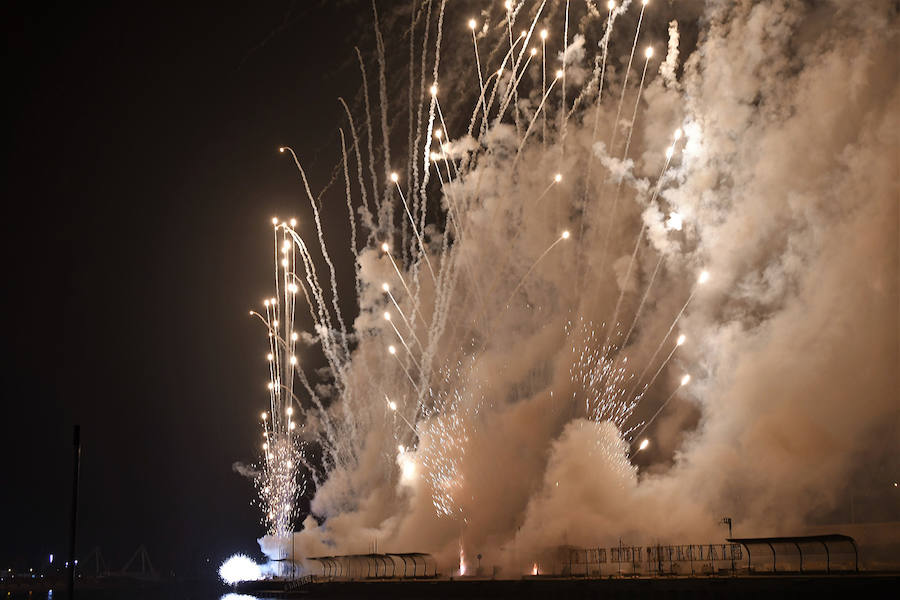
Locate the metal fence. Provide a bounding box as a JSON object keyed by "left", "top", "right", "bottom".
{"left": 545, "top": 543, "right": 744, "bottom": 577}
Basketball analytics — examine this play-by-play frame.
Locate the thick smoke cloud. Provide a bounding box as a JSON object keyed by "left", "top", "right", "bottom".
{"left": 253, "top": 0, "right": 898, "bottom": 574}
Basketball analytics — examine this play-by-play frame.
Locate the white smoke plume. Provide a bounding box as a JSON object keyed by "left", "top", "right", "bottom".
{"left": 232, "top": 462, "right": 261, "bottom": 479}
{"left": 659, "top": 20, "right": 679, "bottom": 89}
{"left": 244, "top": 0, "right": 899, "bottom": 576}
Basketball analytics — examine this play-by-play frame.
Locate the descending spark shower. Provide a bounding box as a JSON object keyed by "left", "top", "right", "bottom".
{"left": 239, "top": 0, "right": 898, "bottom": 576}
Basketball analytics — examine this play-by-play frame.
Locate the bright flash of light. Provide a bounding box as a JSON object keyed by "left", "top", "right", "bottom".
{"left": 468, "top": 19, "right": 476, "bottom": 30}
{"left": 530, "top": 48, "right": 537, "bottom": 56}
{"left": 677, "top": 334, "right": 686, "bottom": 346}
{"left": 680, "top": 374, "right": 691, "bottom": 386}
{"left": 290, "top": 355, "right": 297, "bottom": 365}
{"left": 555, "top": 69, "right": 564, "bottom": 79}
{"left": 286, "top": 406, "right": 293, "bottom": 416}
{"left": 218, "top": 554, "right": 261, "bottom": 585}
{"left": 666, "top": 211, "right": 683, "bottom": 231}
{"left": 554, "top": 173, "right": 562, "bottom": 183}
{"left": 388, "top": 400, "right": 397, "bottom": 411}
{"left": 540, "top": 29, "right": 548, "bottom": 40}
{"left": 399, "top": 453, "right": 417, "bottom": 483}
{"left": 390, "top": 172, "right": 399, "bottom": 182}
{"left": 384, "top": 312, "right": 391, "bottom": 321}
{"left": 381, "top": 243, "right": 390, "bottom": 252}
{"left": 388, "top": 345, "right": 397, "bottom": 355}
{"left": 698, "top": 270, "right": 710, "bottom": 284}
{"left": 608, "top": 0, "right": 616, "bottom": 9}
{"left": 381, "top": 282, "right": 390, "bottom": 291}
{"left": 430, "top": 84, "right": 438, "bottom": 96}
{"left": 435, "top": 129, "right": 443, "bottom": 139}
{"left": 532, "top": 564, "right": 538, "bottom": 575}
{"left": 561, "top": 230, "right": 570, "bottom": 239}
{"left": 674, "top": 128, "right": 683, "bottom": 140}
{"left": 639, "top": 438, "right": 650, "bottom": 451}
{"left": 645, "top": 46, "right": 654, "bottom": 59}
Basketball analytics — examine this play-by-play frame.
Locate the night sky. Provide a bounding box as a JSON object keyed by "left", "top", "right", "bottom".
{"left": 4, "top": 1, "right": 367, "bottom": 574}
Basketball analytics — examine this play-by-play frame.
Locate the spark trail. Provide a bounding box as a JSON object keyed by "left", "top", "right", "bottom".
{"left": 248, "top": 0, "right": 700, "bottom": 550}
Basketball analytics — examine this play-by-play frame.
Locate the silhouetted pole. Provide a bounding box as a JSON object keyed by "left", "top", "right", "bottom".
{"left": 67, "top": 425, "right": 82, "bottom": 599}
{"left": 722, "top": 517, "right": 734, "bottom": 575}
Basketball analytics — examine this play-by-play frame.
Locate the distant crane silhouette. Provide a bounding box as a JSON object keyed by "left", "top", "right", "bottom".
{"left": 119, "top": 545, "right": 158, "bottom": 580}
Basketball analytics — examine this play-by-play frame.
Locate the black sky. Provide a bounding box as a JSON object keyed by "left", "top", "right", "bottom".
{"left": 3, "top": 0, "right": 369, "bottom": 573}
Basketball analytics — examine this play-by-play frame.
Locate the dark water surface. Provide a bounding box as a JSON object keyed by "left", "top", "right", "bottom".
{"left": 7, "top": 575, "right": 900, "bottom": 599}
{"left": 3, "top": 590, "right": 273, "bottom": 600}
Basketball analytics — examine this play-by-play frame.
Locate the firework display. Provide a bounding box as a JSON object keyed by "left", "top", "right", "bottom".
{"left": 235, "top": 0, "right": 898, "bottom": 576}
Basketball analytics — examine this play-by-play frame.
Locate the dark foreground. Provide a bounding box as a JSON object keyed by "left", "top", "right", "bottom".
{"left": 4, "top": 574, "right": 897, "bottom": 599}
{"left": 240, "top": 574, "right": 900, "bottom": 599}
